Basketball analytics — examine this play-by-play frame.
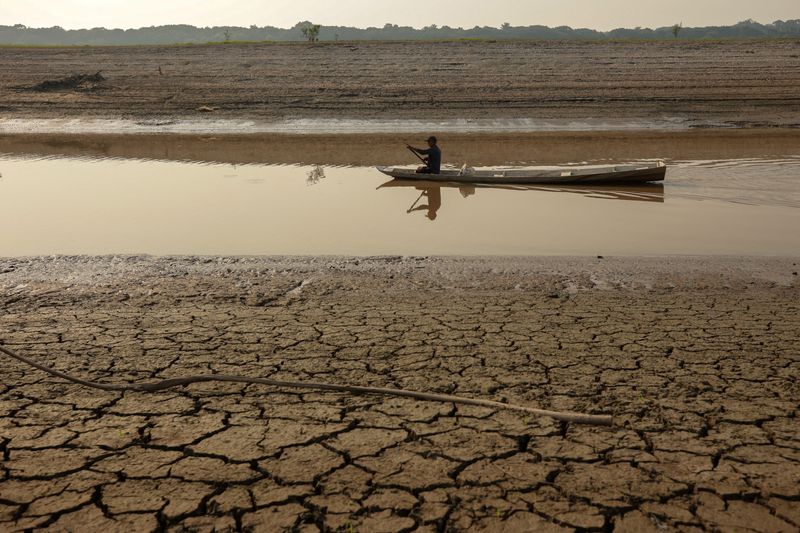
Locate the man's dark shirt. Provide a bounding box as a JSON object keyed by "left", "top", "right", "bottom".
{"left": 417, "top": 146, "right": 441, "bottom": 174}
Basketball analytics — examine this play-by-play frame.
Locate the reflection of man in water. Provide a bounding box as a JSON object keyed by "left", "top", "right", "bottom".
{"left": 407, "top": 136, "right": 441, "bottom": 174}
{"left": 408, "top": 186, "right": 442, "bottom": 220}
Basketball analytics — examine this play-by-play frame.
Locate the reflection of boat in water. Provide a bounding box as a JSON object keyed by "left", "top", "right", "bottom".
{"left": 380, "top": 179, "right": 664, "bottom": 221}
{"left": 377, "top": 161, "right": 666, "bottom": 184}
{"left": 379, "top": 180, "right": 665, "bottom": 204}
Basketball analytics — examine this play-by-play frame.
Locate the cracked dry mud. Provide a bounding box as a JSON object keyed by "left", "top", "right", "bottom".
{"left": 0, "top": 256, "right": 798, "bottom": 532}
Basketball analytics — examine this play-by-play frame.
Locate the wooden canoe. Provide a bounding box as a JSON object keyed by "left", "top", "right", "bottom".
{"left": 376, "top": 161, "right": 666, "bottom": 184}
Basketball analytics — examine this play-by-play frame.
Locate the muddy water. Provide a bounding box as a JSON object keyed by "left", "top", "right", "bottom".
{"left": 0, "top": 155, "right": 798, "bottom": 256}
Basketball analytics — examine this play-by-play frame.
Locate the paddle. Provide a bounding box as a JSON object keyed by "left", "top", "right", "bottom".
{"left": 406, "top": 190, "right": 426, "bottom": 213}
{"left": 406, "top": 145, "right": 428, "bottom": 165}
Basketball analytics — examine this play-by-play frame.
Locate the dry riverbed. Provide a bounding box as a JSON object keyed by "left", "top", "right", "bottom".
{"left": 0, "top": 255, "right": 798, "bottom": 531}
{"left": 1, "top": 40, "right": 800, "bottom": 129}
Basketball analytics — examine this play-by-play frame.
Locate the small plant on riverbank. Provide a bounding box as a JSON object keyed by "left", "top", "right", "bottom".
{"left": 672, "top": 22, "right": 683, "bottom": 38}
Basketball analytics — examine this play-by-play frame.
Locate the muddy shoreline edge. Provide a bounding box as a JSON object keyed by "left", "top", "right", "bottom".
{"left": 2, "top": 129, "right": 800, "bottom": 167}
{"left": 2, "top": 254, "right": 799, "bottom": 285}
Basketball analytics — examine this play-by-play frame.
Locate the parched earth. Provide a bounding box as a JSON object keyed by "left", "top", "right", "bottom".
{"left": 1, "top": 40, "right": 800, "bottom": 127}
{"left": 0, "top": 256, "right": 798, "bottom": 532}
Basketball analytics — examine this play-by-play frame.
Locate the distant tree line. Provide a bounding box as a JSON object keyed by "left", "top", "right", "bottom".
{"left": 1, "top": 19, "right": 799, "bottom": 46}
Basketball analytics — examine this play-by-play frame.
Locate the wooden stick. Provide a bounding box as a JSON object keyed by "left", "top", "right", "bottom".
{"left": 0, "top": 344, "right": 613, "bottom": 426}
{"left": 407, "top": 145, "right": 428, "bottom": 165}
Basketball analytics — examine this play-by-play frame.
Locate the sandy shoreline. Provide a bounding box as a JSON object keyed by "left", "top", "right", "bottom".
{"left": 1, "top": 255, "right": 798, "bottom": 531}
{"left": 2, "top": 129, "right": 800, "bottom": 167}
{"left": 2, "top": 40, "right": 800, "bottom": 129}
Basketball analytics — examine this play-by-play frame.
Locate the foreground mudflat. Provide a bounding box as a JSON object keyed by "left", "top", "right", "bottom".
{"left": 0, "top": 256, "right": 798, "bottom": 531}
{"left": 1, "top": 40, "right": 799, "bottom": 128}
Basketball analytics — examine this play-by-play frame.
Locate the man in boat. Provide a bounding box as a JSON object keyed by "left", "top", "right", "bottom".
{"left": 407, "top": 136, "right": 441, "bottom": 174}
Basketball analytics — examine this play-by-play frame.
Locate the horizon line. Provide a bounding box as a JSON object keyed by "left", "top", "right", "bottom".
{"left": 4, "top": 17, "right": 798, "bottom": 33}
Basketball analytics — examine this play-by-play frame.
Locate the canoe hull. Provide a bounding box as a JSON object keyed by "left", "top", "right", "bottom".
{"left": 376, "top": 163, "right": 666, "bottom": 185}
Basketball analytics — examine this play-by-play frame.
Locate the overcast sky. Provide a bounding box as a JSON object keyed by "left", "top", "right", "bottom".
{"left": 2, "top": 0, "right": 798, "bottom": 31}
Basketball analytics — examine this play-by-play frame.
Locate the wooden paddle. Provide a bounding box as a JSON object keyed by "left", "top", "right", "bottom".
{"left": 406, "top": 190, "right": 426, "bottom": 213}
{"left": 407, "top": 145, "right": 428, "bottom": 165}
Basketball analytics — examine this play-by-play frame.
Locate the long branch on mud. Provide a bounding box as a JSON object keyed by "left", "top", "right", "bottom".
{"left": 0, "top": 343, "right": 613, "bottom": 426}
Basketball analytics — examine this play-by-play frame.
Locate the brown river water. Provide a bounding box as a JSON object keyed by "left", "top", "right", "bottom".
{"left": 1, "top": 151, "right": 798, "bottom": 256}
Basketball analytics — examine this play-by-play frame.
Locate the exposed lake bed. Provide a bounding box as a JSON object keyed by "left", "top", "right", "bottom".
{"left": 2, "top": 40, "right": 799, "bottom": 127}
{"left": 1, "top": 254, "right": 798, "bottom": 531}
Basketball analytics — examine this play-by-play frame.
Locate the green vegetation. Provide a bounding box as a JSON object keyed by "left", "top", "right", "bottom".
{"left": 1, "top": 19, "right": 798, "bottom": 46}
{"left": 300, "top": 23, "right": 321, "bottom": 43}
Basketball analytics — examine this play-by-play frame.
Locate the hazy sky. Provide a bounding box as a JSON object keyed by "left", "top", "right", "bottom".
{"left": 2, "top": 0, "right": 798, "bottom": 31}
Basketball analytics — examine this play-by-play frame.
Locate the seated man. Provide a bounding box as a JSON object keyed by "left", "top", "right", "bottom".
{"left": 407, "top": 136, "right": 441, "bottom": 174}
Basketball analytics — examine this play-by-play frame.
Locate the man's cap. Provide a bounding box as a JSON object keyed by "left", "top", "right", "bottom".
{"left": 426, "top": 136, "right": 437, "bottom": 143}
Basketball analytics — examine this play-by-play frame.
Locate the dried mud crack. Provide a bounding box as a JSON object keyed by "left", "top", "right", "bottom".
{"left": 0, "top": 256, "right": 798, "bottom": 532}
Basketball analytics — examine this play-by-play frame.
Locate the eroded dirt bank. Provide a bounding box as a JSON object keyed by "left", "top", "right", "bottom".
{"left": 1, "top": 40, "right": 800, "bottom": 128}
{"left": 0, "top": 256, "right": 798, "bottom": 531}
{"left": 2, "top": 129, "right": 800, "bottom": 167}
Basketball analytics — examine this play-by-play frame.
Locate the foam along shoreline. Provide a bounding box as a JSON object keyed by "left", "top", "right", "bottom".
{"left": 0, "top": 117, "right": 699, "bottom": 136}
